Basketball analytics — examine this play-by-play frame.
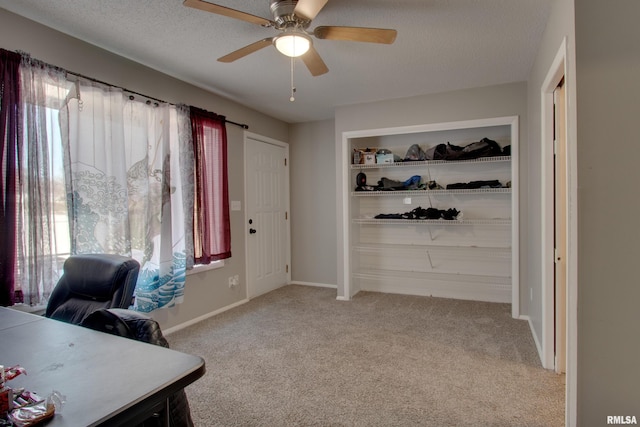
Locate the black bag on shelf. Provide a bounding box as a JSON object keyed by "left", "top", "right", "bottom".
{"left": 424, "top": 143, "right": 447, "bottom": 160}
{"left": 379, "top": 177, "right": 406, "bottom": 190}
{"left": 425, "top": 142, "right": 465, "bottom": 160}
{"left": 456, "top": 137, "right": 502, "bottom": 160}
{"left": 444, "top": 142, "right": 466, "bottom": 159}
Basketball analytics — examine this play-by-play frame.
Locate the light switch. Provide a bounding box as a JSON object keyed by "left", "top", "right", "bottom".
{"left": 231, "top": 201, "right": 241, "bottom": 211}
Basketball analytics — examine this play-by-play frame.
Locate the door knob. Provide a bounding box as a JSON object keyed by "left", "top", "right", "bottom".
{"left": 249, "top": 228, "right": 257, "bottom": 234}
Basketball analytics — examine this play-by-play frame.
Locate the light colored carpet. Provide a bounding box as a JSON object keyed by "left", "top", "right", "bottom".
{"left": 167, "top": 285, "right": 565, "bottom": 426}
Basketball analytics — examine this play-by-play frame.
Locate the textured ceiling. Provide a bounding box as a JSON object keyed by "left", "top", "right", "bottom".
{"left": 0, "top": 0, "right": 553, "bottom": 123}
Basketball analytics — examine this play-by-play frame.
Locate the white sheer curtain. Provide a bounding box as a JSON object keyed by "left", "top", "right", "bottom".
{"left": 16, "top": 57, "right": 73, "bottom": 306}
{"left": 59, "top": 78, "right": 194, "bottom": 312}
{"left": 13, "top": 55, "right": 194, "bottom": 311}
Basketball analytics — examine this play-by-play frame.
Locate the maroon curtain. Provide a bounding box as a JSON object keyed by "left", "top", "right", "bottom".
{"left": 190, "top": 106, "right": 231, "bottom": 263}
{"left": 0, "top": 49, "right": 22, "bottom": 306}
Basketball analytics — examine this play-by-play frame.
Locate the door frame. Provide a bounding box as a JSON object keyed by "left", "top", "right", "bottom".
{"left": 540, "top": 37, "right": 577, "bottom": 426}
{"left": 243, "top": 131, "right": 291, "bottom": 298}
{"left": 553, "top": 79, "right": 567, "bottom": 375}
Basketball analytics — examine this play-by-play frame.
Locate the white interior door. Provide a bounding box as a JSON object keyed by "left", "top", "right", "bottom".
{"left": 245, "top": 134, "right": 290, "bottom": 298}
{"left": 554, "top": 80, "right": 567, "bottom": 374}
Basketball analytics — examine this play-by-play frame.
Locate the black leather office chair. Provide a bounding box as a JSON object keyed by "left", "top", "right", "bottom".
{"left": 45, "top": 254, "right": 140, "bottom": 325}
{"left": 81, "top": 308, "right": 195, "bottom": 427}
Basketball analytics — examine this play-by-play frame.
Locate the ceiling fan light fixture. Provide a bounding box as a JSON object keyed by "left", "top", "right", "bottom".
{"left": 274, "top": 32, "right": 311, "bottom": 57}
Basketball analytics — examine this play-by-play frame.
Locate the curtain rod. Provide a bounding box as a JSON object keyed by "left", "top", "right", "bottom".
{"left": 13, "top": 49, "right": 250, "bottom": 130}
{"left": 66, "top": 70, "right": 249, "bottom": 130}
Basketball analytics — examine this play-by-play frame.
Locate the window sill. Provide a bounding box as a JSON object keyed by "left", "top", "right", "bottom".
{"left": 186, "top": 260, "right": 225, "bottom": 276}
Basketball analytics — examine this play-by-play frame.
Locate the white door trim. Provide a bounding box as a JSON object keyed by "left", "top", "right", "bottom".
{"left": 243, "top": 131, "right": 291, "bottom": 298}
{"left": 553, "top": 81, "right": 567, "bottom": 375}
{"left": 540, "top": 36, "right": 577, "bottom": 426}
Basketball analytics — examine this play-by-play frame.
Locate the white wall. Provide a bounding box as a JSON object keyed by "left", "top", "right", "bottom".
{"left": 0, "top": 8, "right": 289, "bottom": 330}
{"left": 333, "top": 83, "right": 529, "bottom": 303}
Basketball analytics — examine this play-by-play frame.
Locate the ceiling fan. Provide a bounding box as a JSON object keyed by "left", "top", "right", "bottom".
{"left": 183, "top": 0, "right": 398, "bottom": 76}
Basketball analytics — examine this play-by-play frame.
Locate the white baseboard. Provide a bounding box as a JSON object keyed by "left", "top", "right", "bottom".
{"left": 288, "top": 281, "right": 351, "bottom": 300}
{"left": 289, "top": 281, "right": 337, "bottom": 289}
{"left": 357, "top": 280, "right": 511, "bottom": 304}
{"left": 163, "top": 298, "right": 249, "bottom": 336}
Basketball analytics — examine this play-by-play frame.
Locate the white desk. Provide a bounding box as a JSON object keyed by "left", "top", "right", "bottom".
{"left": 0, "top": 307, "right": 205, "bottom": 426}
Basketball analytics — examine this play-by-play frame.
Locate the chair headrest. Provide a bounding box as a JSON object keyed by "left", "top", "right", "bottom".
{"left": 63, "top": 254, "right": 140, "bottom": 301}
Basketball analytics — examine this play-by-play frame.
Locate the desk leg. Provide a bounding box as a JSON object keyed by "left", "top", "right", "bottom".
{"left": 162, "top": 397, "right": 170, "bottom": 427}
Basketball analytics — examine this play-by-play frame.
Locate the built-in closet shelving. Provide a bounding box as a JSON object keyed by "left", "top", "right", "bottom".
{"left": 343, "top": 117, "right": 518, "bottom": 309}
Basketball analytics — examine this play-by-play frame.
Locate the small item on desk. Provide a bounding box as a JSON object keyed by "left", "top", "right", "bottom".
{"left": 8, "top": 390, "right": 64, "bottom": 427}
{"left": 1, "top": 364, "right": 65, "bottom": 426}
{"left": 0, "top": 388, "right": 9, "bottom": 420}
{"left": 8, "top": 400, "right": 55, "bottom": 427}
{"left": 13, "top": 391, "right": 44, "bottom": 409}
{"left": 1, "top": 365, "right": 28, "bottom": 418}
{"left": 3, "top": 365, "right": 27, "bottom": 382}
{"left": 0, "top": 365, "right": 11, "bottom": 419}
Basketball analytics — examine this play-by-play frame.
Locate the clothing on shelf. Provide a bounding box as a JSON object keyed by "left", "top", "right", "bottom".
{"left": 446, "top": 180, "right": 503, "bottom": 189}
{"left": 356, "top": 175, "right": 435, "bottom": 192}
{"left": 374, "top": 206, "right": 461, "bottom": 221}
{"left": 402, "top": 137, "right": 506, "bottom": 162}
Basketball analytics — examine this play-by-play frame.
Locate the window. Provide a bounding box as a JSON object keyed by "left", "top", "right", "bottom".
{"left": 1, "top": 50, "right": 231, "bottom": 310}
{"left": 15, "top": 64, "right": 74, "bottom": 306}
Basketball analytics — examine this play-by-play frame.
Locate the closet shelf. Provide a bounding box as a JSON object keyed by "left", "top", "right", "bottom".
{"left": 352, "top": 269, "right": 512, "bottom": 283}
{"left": 352, "top": 243, "right": 512, "bottom": 252}
{"left": 352, "top": 188, "right": 511, "bottom": 197}
{"left": 351, "top": 155, "right": 511, "bottom": 170}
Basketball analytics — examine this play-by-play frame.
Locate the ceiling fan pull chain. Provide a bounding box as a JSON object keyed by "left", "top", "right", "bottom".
{"left": 290, "top": 55, "right": 296, "bottom": 102}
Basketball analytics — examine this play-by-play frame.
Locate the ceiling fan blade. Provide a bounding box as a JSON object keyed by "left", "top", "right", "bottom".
{"left": 183, "top": 0, "right": 274, "bottom": 27}
{"left": 293, "top": 0, "right": 329, "bottom": 21}
{"left": 314, "top": 26, "right": 397, "bottom": 44}
{"left": 301, "top": 45, "right": 329, "bottom": 76}
{"left": 218, "top": 38, "right": 274, "bottom": 63}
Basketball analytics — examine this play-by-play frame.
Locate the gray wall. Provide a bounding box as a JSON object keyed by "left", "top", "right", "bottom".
{"left": 525, "top": 0, "right": 577, "bottom": 420}
{"left": 525, "top": 0, "right": 575, "bottom": 368}
{"left": 574, "top": 0, "right": 640, "bottom": 423}
{"left": 526, "top": 0, "right": 640, "bottom": 422}
{"left": 333, "top": 83, "right": 529, "bottom": 303}
{"left": 289, "top": 119, "right": 337, "bottom": 287}
{"left": 0, "top": 9, "right": 289, "bottom": 330}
